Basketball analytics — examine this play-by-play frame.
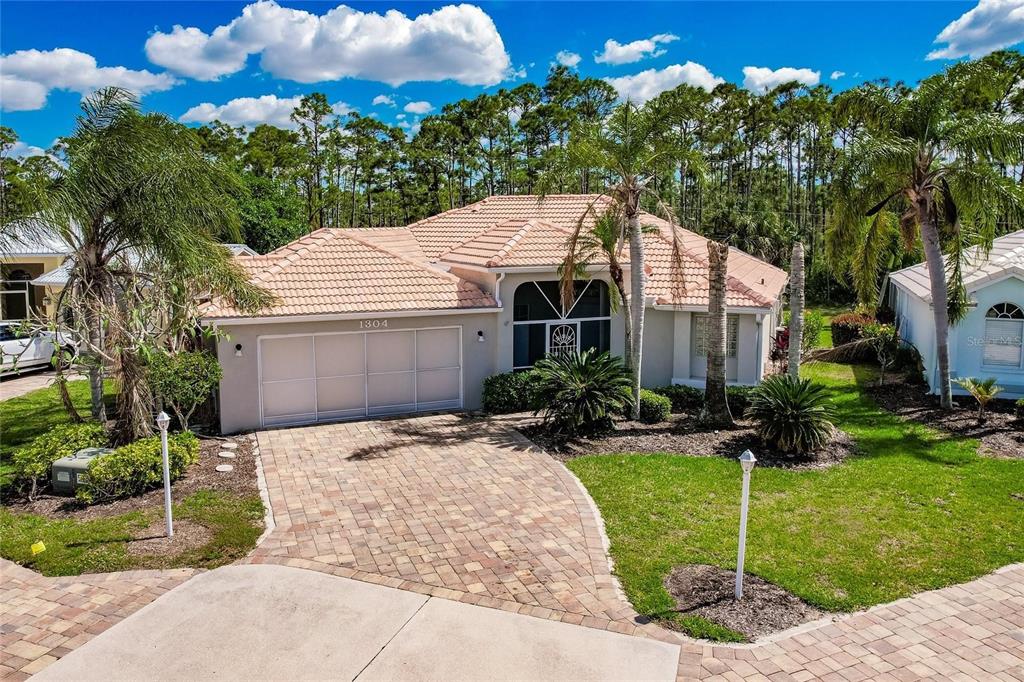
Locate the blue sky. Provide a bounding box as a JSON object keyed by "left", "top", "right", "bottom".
{"left": 2, "top": 0, "right": 1022, "bottom": 154}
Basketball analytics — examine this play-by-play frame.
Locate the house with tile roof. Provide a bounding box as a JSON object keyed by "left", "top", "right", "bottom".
{"left": 887, "top": 229, "right": 1024, "bottom": 398}
{"left": 204, "top": 195, "right": 788, "bottom": 433}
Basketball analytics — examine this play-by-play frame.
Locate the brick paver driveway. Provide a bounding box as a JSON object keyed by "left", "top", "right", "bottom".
{"left": 250, "top": 413, "right": 633, "bottom": 624}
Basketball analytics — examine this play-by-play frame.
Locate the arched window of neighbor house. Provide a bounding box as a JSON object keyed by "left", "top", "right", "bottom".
{"left": 983, "top": 303, "right": 1024, "bottom": 369}
{"left": 512, "top": 280, "right": 611, "bottom": 370}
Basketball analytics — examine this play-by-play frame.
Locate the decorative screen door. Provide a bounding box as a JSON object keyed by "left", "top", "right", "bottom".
{"left": 547, "top": 322, "right": 579, "bottom": 356}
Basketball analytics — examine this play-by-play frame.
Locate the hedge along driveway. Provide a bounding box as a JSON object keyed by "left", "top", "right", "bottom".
{"left": 567, "top": 363, "right": 1024, "bottom": 621}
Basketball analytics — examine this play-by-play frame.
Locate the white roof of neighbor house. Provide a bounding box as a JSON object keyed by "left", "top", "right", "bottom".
{"left": 889, "top": 230, "right": 1024, "bottom": 303}
{"left": 0, "top": 230, "right": 70, "bottom": 258}
{"left": 225, "top": 244, "right": 258, "bottom": 257}
{"left": 31, "top": 263, "right": 72, "bottom": 286}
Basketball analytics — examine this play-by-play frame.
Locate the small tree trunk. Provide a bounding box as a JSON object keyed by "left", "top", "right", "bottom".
{"left": 113, "top": 347, "right": 155, "bottom": 444}
{"left": 84, "top": 302, "right": 107, "bottom": 422}
{"left": 788, "top": 241, "right": 805, "bottom": 379}
{"left": 702, "top": 241, "right": 735, "bottom": 428}
{"left": 627, "top": 206, "right": 645, "bottom": 420}
{"left": 610, "top": 262, "right": 632, "bottom": 371}
{"left": 918, "top": 202, "right": 954, "bottom": 409}
{"left": 54, "top": 366, "right": 83, "bottom": 423}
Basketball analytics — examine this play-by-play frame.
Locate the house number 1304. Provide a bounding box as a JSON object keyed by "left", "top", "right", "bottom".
{"left": 360, "top": 319, "right": 388, "bottom": 329}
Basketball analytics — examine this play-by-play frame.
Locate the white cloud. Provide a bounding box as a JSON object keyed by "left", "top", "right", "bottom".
{"left": 145, "top": 0, "right": 512, "bottom": 86}
{"left": 179, "top": 94, "right": 352, "bottom": 128}
{"left": 604, "top": 62, "right": 723, "bottom": 103}
{"left": 742, "top": 66, "right": 820, "bottom": 94}
{"left": 404, "top": 100, "right": 434, "bottom": 114}
{"left": 373, "top": 94, "right": 396, "bottom": 107}
{"left": 396, "top": 113, "right": 406, "bottom": 120}
{"left": 6, "top": 140, "right": 47, "bottom": 159}
{"left": 830, "top": 70, "right": 846, "bottom": 80}
{"left": 927, "top": 0, "right": 1024, "bottom": 60}
{"left": 555, "top": 50, "right": 581, "bottom": 68}
{"left": 0, "top": 48, "right": 177, "bottom": 112}
{"left": 594, "top": 33, "right": 678, "bottom": 65}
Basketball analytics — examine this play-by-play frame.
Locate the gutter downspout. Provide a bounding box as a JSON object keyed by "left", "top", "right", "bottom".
{"left": 754, "top": 313, "right": 764, "bottom": 381}
{"left": 494, "top": 272, "right": 506, "bottom": 308}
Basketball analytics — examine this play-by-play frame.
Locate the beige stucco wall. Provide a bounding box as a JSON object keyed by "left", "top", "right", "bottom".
{"left": 640, "top": 308, "right": 675, "bottom": 387}
{"left": 1, "top": 256, "right": 65, "bottom": 320}
{"left": 214, "top": 312, "right": 498, "bottom": 434}
{"left": 666, "top": 309, "right": 772, "bottom": 387}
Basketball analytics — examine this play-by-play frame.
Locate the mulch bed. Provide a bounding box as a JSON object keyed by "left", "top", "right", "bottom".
{"left": 125, "top": 518, "right": 214, "bottom": 556}
{"left": 4, "top": 434, "right": 259, "bottom": 520}
{"left": 524, "top": 414, "right": 857, "bottom": 469}
{"left": 867, "top": 378, "right": 1023, "bottom": 459}
{"left": 664, "top": 564, "right": 824, "bottom": 641}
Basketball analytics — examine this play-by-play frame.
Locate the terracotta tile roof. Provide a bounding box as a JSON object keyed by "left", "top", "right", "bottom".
{"left": 418, "top": 194, "right": 785, "bottom": 308}
{"left": 201, "top": 228, "right": 496, "bottom": 319}
{"left": 439, "top": 218, "right": 612, "bottom": 269}
{"left": 208, "top": 194, "right": 786, "bottom": 319}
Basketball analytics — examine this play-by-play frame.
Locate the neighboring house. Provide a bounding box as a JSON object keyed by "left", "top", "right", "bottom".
{"left": 202, "top": 195, "right": 788, "bottom": 433}
{"left": 0, "top": 233, "right": 258, "bottom": 322}
{"left": 888, "top": 229, "right": 1024, "bottom": 399}
{"left": 0, "top": 233, "right": 70, "bottom": 321}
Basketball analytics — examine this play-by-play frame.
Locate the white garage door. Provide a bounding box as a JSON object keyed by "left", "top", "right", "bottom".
{"left": 258, "top": 327, "right": 462, "bottom": 427}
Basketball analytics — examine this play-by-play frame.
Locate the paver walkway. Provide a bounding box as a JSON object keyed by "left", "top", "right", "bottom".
{"left": 0, "top": 559, "right": 195, "bottom": 680}
{"left": 0, "top": 371, "right": 83, "bottom": 401}
{"left": 249, "top": 413, "right": 632, "bottom": 624}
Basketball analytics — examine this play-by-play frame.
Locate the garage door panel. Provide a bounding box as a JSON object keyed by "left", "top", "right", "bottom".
{"left": 416, "top": 329, "right": 460, "bottom": 370}
{"left": 261, "top": 337, "right": 314, "bottom": 382}
{"left": 261, "top": 379, "right": 316, "bottom": 419}
{"left": 367, "top": 372, "right": 415, "bottom": 411}
{"left": 415, "top": 368, "right": 460, "bottom": 404}
{"left": 316, "top": 375, "right": 365, "bottom": 414}
{"left": 315, "top": 335, "right": 365, "bottom": 377}
{"left": 366, "top": 331, "right": 415, "bottom": 373}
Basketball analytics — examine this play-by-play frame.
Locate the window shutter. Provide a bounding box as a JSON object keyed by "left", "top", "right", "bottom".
{"left": 983, "top": 319, "right": 1024, "bottom": 368}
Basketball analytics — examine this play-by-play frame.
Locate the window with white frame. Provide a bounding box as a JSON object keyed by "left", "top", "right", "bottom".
{"left": 693, "top": 314, "right": 739, "bottom": 358}
{"left": 512, "top": 280, "right": 611, "bottom": 370}
{"left": 983, "top": 302, "right": 1024, "bottom": 369}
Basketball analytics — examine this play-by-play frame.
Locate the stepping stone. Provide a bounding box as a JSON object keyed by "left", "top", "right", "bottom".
{"left": 218, "top": 451, "right": 236, "bottom": 459}
{"left": 221, "top": 442, "right": 238, "bottom": 450}
{"left": 215, "top": 464, "right": 234, "bottom": 473}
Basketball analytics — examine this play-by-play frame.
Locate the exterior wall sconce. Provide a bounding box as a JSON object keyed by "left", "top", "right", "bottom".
{"left": 234, "top": 343, "right": 243, "bottom": 357}
{"left": 477, "top": 331, "right": 486, "bottom": 343}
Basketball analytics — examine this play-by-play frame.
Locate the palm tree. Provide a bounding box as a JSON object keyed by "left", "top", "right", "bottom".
{"left": 955, "top": 377, "right": 1003, "bottom": 424}
{"left": 560, "top": 101, "right": 704, "bottom": 418}
{"left": 701, "top": 241, "right": 734, "bottom": 427}
{"left": 9, "top": 88, "right": 272, "bottom": 440}
{"left": 788, "top": 241, "right": 805, "bottom": 379}
{"left": 827, "top": 62, "right": 1024, "bottom": 408}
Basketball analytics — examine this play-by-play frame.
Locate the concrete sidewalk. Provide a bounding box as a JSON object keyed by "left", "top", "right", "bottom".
{"left": 34, "top": 563, "right": 680, "bottom": 682}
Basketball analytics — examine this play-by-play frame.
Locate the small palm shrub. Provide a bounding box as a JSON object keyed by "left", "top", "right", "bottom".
{"left": 748, "top": 375, "right": 835, "bottom": 454}
{"left": 533, "top": 349, "right": 633, "bottom": 436}
{"left": 637, "top": 389, "right": 671, "bottom": 424}
{"left": 482, "top": 370, "right": 541, "bottom": 414}
{"left": 955, "top": 377, "right": 1003, "bottom": 424}
{"left": 1016, "top": 398, "right": 1024, "bottom": 421}
{"left": 12, "top": 422, "right": 108, "bottom": 500}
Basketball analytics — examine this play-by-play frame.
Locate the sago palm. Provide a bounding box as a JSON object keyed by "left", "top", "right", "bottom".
{"left": 955, "top": 377, "right": 1003, "bottom": 423}
{"left": 827, "top": 60, "right": 1024, "bottom": 409}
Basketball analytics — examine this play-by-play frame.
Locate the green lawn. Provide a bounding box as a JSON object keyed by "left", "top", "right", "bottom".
{"left": 0, "top": 380, "right": 116, "bottom": 485}
{"left": 0, "top": 491, "right": 264, "bottom": 576}
{"left": 567, "top": 363, "right": 1023, "bottom": 638}
{"left": 808, "top": 304, "right": 851, "bottom": 348}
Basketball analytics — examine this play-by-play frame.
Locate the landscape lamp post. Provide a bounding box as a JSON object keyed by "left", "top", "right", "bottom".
{"left": 156, "top": 411, "right": 174, "bottom": 538}
{"left": 735, "top": 449, "right": 757, "bottom": 599}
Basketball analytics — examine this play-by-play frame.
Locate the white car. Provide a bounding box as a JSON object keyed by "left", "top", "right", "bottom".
{"left": 0, "top": 322, "right": 77, "bottom": 375}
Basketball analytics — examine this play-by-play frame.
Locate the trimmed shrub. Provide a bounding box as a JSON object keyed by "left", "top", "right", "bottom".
{"left": 1016, "top": 398, "right": 1024, "bottom": 420}
{"left": 482, "top": 370, "right": 541, "bottom": 414}
{"left": 748, "top": 375, "right": 835, "bottom": 454}
{"left": 637, "top": 389, "right": 671, "bottom": 424}
{"left": 652, "top": 385, "right": 703, "bottom": 412}
{"left": 830, "top": 312, "right": 874, "bottom": 347}
{"left": 76, "top": 432, "right": 199, "bottom": 504}
{"left": 147, "top": 351, "right": 222, "bottom": 430}
{"left": 802, "top": 310, "right": 826, "bottom": 350}
{"left": 651, "top": 384, "right": 753, "bottom": 416}
{"left": 533, "top": 349, "right": 633, "bottom": 436}
{"left": 12, "top": 422, "right": 108, "bottom": 499}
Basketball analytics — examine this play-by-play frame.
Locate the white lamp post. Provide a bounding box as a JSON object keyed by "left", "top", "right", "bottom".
{"left": 156, "top": 411, "right": 173, "bottom": 538}
{"left": 735, "top": 449, "right": 757, "bottom": 599}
